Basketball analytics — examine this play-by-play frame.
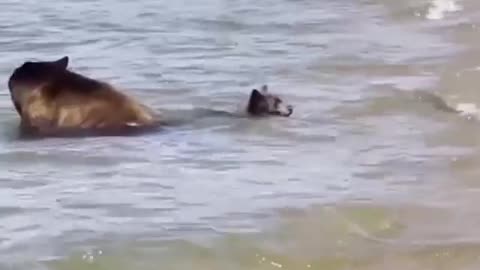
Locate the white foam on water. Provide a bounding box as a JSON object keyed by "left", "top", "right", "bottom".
{"left": 456, "top": 102, "right": 480, "bottom": 119}
{"left": 426, "top": 0, "right": 462, "bottom": 20}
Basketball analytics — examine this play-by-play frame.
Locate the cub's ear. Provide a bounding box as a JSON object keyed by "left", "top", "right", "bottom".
{"left": 52, "top": 56, "right": 69, "bottom": 70}
{"left": 250, "top": 89, "right": 266, "bottom": 104}
{"left": 261, "top": 85, "right": 268, "bottom": 93}
{"left": 247, "top": 89, "right": 267, "bottom": 114}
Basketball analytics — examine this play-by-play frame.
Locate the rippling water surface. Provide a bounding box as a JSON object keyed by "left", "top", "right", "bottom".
{"left": 1, "top": 0, "right": 480, "bottom": 269}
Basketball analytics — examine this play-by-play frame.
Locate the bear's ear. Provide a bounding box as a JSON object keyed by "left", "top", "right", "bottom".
{"left": 247, "top": 89, "right": 267, "bottom": 114}
{"left": 261, "top": 85, "right": 268, "bottom": 93}
{"left": 250, "top": 89, "right": 267, "bottom": 105}
{"left": 52, "top": 56, "right": 69, "bottom": 70}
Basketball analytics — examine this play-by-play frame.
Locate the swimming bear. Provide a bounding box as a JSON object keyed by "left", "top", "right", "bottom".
{"left": 164, "top": 85, "right": 294, "bottom": 124}
{"left": 8, "top": 56, "right": 293, "bottom": 137}
{"left": 8, "top": 56, "right": 162, "bottom": 137}
{"left": 246, "top": 85, "right": 293, "bottom": 117}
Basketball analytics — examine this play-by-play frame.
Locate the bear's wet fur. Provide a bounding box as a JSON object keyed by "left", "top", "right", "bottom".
{"left": 8, "top": 56, "right": 294, "bottom": 138}
{"left": 247, "top": 85, "right": 293, "bottom": 117}
{"left": 8, "top": 56, "right": 162, "bottom": 137}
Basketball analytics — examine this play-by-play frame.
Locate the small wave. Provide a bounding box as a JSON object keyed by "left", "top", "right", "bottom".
{"left": 456, "top": 102, "right": 480, "bottom": 119}
{"left": 426, "top": 0, "right": 462, "bottom": 20}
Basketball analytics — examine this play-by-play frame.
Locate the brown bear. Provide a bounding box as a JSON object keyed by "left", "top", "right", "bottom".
{"left": 8, "top": 56, "right": 293, "bottom": 138}
{"left": 8, "top": 56, "right": 162, "bottom": 137}
{"left": 163, "top": 85, "right": 293, "bottom": 124}
{"left": 246, "top": 85, "right": 293, "bottom": 117}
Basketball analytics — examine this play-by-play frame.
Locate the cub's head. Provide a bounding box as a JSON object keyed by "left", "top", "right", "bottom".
{"left": 8, "top": 56, "right": 69, "bottom": 114}
{"left": 247, "top": 85, "right": 293, "bottom": 117}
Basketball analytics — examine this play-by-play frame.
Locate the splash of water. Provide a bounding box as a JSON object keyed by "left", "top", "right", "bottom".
{"left": 456, "top": 103, "right": 480, "bottom": 119}
{"left": 426, "top": 0, "right": 462, "bottom": 20}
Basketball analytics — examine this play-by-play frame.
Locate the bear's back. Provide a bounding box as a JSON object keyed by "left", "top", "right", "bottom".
{"left": 23, "top": 70, "right": 159, "bottom": 133}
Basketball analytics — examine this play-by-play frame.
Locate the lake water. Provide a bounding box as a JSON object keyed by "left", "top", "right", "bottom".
{"left": 1, "top": 0, "right": 480, "bottom": 269}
